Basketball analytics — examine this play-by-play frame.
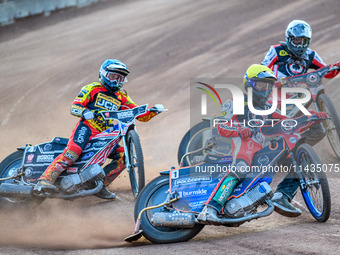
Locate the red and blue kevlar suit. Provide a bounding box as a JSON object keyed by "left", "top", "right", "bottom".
{"left": 261, "top": 42, "right": 339, "bottom": 79}
{"left": 206, "top": 95, "right": 287, "bottom": 211}
{"left": 39, "top": 82, "right": 157, "bottom": 186}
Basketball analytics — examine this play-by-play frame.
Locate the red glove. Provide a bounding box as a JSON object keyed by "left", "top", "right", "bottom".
{"left": 335, "top": 61, "right": 340, "bottom": 67}
{"left": 238, "top": 128, "right": 252, "bottom": 139}
{"left": 315, "top": 112, "right": 328, "bottom": 119}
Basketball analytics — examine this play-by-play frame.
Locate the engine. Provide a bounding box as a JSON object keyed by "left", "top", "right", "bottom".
{"left": 224, "top": 182, "right": 273, "bottom": 218}
{"left": 60, "top": 164, "right": 105, "bottom": 193}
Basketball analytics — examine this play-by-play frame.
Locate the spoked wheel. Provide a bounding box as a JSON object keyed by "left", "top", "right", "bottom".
{"left": 0, "top": 150, "right": 44, "bottom": 208}
{"left": 126, "top": 130, "right": 145, "bottom": 198}
{"left": 134, "top": 175, "right": 204, "bottom": 243}
{"left": 317, "top": 93, "right": 340, "bottom": 159}
{"left": 296, "top": 144, "right": 331, "bottom": 222}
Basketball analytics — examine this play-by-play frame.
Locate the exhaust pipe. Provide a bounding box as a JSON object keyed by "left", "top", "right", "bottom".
{"left": 0, "top": 183, "right": 33, "bottom": 198}
{"left": 152, "top": 212, "right": 196, "bottom": 228}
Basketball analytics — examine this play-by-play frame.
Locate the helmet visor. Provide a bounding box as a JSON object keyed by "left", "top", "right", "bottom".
{"left": 106, "top": 71, "right": 126, "bottom": 83}
{"left": 254, "top": 81, "right": 272, "bottom": 92}
{"left": 291, "top": 37, "right": 310, "bottom": 47}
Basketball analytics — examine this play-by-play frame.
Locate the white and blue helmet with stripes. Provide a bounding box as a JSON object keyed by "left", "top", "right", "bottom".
{"left": 99, "top": 59, "right": 130, "bottom": 93}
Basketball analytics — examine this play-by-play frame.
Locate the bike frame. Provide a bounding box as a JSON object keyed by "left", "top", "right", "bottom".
{"left": 19, "top": 105, "right": 148, "bottom": 184}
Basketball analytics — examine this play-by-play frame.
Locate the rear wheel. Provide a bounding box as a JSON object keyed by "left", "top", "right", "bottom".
{"left": 134, "top": 175, "right": 204, "bottom": 243}
{"left": 126, "top": 130, "right": 145, "bottom": 198}
{"left": 0, "top": 150, "right": 44, "bottom": 207}
{"left": 296, "top": 144, "right": 331, "bottom": 222}
{"left": 317, "top": 93, "right": 340, "bottom": 159}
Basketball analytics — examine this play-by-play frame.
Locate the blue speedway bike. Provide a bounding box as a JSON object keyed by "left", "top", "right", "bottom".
{"left": 126, "top": 115, "right": 331, "bottom": 243}
{"left": 0, "top": 105, "right": 159, "bottom": 207}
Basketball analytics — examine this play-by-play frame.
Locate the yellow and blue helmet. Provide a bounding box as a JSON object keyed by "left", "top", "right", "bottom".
{"left": 243, "top": 64, "right": 277, "bottom": 106}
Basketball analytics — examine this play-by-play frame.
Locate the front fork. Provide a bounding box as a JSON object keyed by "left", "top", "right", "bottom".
{"left": 289, "top": 151, "right": 308, "bottom": 191}
{"left": 122, "top": 134, "right": 131, "bottom": 173}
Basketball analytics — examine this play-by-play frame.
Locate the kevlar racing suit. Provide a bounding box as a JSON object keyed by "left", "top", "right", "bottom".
{"left": 261, "top": 42, "right": 339, "bottom": 79}
{"left": 205, "top": 95, "right": 287, "bottom": 212}
{"left": 261, "top": 42, "right": 339, "bottom": 202}
{"left": 39, "top": 82, "right": 158, "bottom": 186}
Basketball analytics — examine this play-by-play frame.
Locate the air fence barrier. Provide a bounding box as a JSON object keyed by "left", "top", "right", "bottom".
{"left": 0, "top": 0, "right": 104, "bottom": 26}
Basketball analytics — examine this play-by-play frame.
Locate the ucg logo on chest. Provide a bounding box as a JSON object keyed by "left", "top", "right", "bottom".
{"left": 95, "top": 93, "right": 121, "bottom": 110}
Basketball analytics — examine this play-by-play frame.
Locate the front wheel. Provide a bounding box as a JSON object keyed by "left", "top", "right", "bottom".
{"left": 317, "top": 93, "right": 340, "bottom": 159}
{"left": 0, "top": 150, "right": 44, "bottom": 208}
{"left": 134, "top": 175, "right": 204, "bottom": 244}
{"left": 126, "top": 130, "right": 145, "bottom": 198}
{"left": 296, "top": 144, "right": 331, "bottom": 222}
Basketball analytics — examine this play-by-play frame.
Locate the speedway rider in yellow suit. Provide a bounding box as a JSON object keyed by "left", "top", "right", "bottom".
{"left": 35, "top": 59, "right": 164, "bottom": 199}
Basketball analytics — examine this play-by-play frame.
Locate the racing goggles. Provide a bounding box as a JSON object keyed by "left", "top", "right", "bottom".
{"left": 252, "top": 81, "right": 273, "bottom": 92}
{"left": 291, "top": 37, "right": 310, "bottom": 47}
{"left": 246, "top": 72, "right": 275, "bottom": 92}
{"left": 105, "top": 71, "right": 126, "bottom": 83}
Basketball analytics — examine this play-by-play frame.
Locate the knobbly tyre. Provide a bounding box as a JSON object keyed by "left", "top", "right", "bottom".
{"left": 178, "top": 65, "right": 340, "bottom": 166}
{"left": 0, "top": 104, "right": 166, "bottom": 207}
{"left": 125, "top": 115, "right": 331, "bottom": 244}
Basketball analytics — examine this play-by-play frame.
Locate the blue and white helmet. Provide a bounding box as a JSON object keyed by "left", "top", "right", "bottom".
{"left": 285, "top": 20, "right": 312, "bottom": 58}
{"left": 99, "top": 59, "right": 130, "bottom": 93}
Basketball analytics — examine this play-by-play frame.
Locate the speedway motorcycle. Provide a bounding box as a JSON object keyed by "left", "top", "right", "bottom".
{"left": 0, "top": 104, "right": 162, "bottom": 207}
{"left": 178, "top": 65, "right": 340, "bottom": 166}
{"left": 125, "top": 115, "right": 331, "bottom": 244}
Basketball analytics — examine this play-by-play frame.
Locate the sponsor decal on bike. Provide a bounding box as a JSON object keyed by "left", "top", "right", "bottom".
{"left": 26, "top": 154, "right": 34, "bottom": 163}
{"left": 178, "top": 188, "right": 208, "bottom": 198}
{"left": 82, "top": 152, "right": 95, "bottom": 160}
{"left": 117, "top": 111, "right": 134, "bottom": 119}
{"left": 37, "top": 155, "right": 54, "bottom": 163}
{"left": 93, "top": 141, "right": 108, "bottom": 148}
{"left": 25, "top": 167, "right": 33, "bottom": 177}
{"left": 289, "top": 136, "right": 298, "bottom": 144}
{"left": 188, "top": 201, "right": 205, "bottom": 209}
{"left": 307, "top": 73, "right": 320, "bottom": 84}
{"left": 43, "top": 143, "right": 52, "bottom": 151}
{"left": 258, "top": 155, "right": 270, "bottom": 165}
{"left": 174, "top": 176, "right": 212, "bottom": 185}
{"left": 27, "top": 146, "right": 36, "bottom": 153}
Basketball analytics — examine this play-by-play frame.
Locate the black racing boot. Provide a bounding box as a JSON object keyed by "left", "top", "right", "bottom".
{"left": 197, "top": 204, "right": 220, "bottom": 224}
{"left": 272, "top": 192, "right": 302, "bottom": 217}
{"left": 95, "top": 186, "right": 116, "bottom": 200}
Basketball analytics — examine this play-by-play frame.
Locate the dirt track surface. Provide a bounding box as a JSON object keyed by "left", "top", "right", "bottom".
{"left": 1, "top": 0, "right": 340, "bottom": 254}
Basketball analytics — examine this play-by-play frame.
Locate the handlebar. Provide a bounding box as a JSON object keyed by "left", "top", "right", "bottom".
{"left": 328, "top": 65, "right": 340, "bottom": 72}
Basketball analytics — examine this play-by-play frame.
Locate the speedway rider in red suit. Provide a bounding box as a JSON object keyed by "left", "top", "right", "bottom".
{"left": 261, "top": 20, "right": 340, "bottom": 217}
{"left": 197, "top": 64, "right": 327, "bottom": 222}
{"left": 35, "top": 59, "right": 164, "bottom": 199}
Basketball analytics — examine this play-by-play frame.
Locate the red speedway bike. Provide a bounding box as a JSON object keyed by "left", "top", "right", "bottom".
{"left": 178, "top": 65, "right": 340, "bottom": 166}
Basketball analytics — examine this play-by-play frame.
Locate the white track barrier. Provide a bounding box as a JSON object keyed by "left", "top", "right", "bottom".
{"left": 0, "top": 0, "right": 104, "bottom": 26}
